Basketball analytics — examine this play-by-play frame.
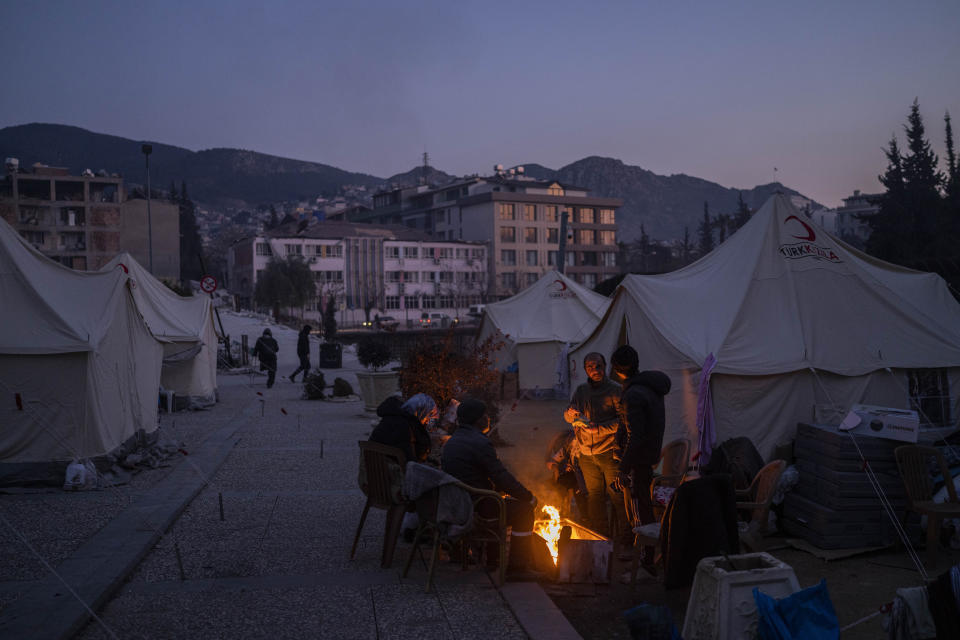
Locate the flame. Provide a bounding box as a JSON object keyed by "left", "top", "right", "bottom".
{"left": 534, "top": 505, "right": 562, "bottom": 565}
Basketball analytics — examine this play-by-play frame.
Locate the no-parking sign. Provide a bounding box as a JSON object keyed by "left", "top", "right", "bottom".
{"left": 200, "top": 275, "right": 218, "bottom": 294}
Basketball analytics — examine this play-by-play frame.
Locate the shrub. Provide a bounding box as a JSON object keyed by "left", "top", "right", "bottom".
{"left": 400, "top": 333, "right": 504, "bottom": 431}
{"left": 303, "top": 370, "right": 326, "bottom": 399}
{"left": 332, "top": 377, "right": 354, "bottom": 397}
{"left": 357, "top": 338, "right": 393, "bottom": 371}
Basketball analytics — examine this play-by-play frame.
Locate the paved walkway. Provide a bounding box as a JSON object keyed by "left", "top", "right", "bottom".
{"left": 0, "top": 314, "right": 581, "bottom": 640}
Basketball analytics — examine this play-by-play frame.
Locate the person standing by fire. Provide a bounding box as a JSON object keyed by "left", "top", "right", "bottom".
{"left": 610, "top": 344, "right": 671, "bottom": 572}
{"left": 442, "top": 399, "right": 540, "bottom": 580}
{"left": 563, "top": 352, "right": 629, "bottom": 544}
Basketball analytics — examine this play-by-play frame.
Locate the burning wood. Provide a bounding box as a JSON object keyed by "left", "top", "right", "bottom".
{"left": 533, "top": 506, "right": 613, "bottom": 583}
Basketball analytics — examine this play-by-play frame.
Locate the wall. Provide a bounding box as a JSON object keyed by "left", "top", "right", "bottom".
{"left": 120, "top": 199, "right": 181, "bottom": 281}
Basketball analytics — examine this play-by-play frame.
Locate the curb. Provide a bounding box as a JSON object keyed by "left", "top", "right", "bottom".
{"left": 500, "top": 582, "right": 583, "bottom": 640}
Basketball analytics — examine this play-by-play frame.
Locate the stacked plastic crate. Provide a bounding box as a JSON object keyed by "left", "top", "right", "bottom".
{"left": 783, "top": 422, "right": 912, "bottom": 549}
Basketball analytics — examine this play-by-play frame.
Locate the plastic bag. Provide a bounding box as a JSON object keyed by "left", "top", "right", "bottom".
{"left": 753, "top": 579, "right": 839, "bottom": 640}
{"left": 64, "top": 459, "right": 98, "bottom": 491}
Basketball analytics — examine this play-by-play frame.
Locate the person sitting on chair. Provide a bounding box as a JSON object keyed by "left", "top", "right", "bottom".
{"left": 441, "top": 398, "right": 540, "bottom": 579}
{"left": 369, "top": 393, "right": 438, "bottom": 464}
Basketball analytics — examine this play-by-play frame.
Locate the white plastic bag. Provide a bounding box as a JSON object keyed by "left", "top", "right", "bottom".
{"left": 63, "top": 459, "right": 98, "bottom": 491}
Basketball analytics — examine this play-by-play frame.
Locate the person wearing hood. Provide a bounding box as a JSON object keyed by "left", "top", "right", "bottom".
{"left": 251, "top": 328, "right": 279, "bottom": 388}
{"left": 564, "top": 352, "right": 627, "bottom": 540}
{"left": 369, "top": 393, "right": 438, "bottom": 464}
{"left": 610, "top": 344, "right": 671, "bottom": 568}
{"left": 289, "top": 325, "right": 312, "bottom": 383}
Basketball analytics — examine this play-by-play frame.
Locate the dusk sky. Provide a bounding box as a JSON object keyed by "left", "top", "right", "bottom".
{"left": 2, "top": 1, "right": 958, "bottom": 207}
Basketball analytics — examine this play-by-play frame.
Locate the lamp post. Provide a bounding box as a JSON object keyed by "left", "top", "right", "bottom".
{"left": 141, "top": 143, "right": 154, "bottom": 273}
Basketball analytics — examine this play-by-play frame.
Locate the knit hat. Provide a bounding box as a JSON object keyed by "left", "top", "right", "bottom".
{"left": 457, "top": 398, "right": 487, "bottom": 425}
{"left": 262, "top": 328, "right": 272, "bottom": 336}
{"left": 610, "top": 345, "right": 639, "bottom": 377}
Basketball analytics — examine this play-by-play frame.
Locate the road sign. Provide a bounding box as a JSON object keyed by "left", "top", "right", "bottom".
{"left": 200, "top": 275, "right": 218, "bottom": 294}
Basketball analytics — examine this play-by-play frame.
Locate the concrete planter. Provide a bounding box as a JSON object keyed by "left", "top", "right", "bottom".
{"left": 355, "top": 370, "right": 400, "bottom": 411}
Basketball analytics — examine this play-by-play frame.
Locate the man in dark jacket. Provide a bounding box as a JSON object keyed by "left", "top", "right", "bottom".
{"left": 610, "top": 344, "right": 671, "bottom": 567}
{"left": 252, "top": 328, "right": 279, "bottom": 388}
{"left": 289, "top": 325, "right": 312, "bottom": 383}
{"left": 564, "top": 352, "right": 626, "bottom": 539}
{"left": 442, "top": 399, "right": 539, "bottom": 578}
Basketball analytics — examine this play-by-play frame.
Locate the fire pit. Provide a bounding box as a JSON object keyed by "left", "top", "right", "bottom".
{"left": 534, "top": 506, "right": 613, "bottom": 584}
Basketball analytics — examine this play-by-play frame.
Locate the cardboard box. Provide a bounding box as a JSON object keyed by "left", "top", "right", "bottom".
{"left": 839, "top": 404, "right": 919, "bottom": 443}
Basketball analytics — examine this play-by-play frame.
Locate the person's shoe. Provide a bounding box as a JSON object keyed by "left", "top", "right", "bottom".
{"left": 289, "top": 375, "right": 297, "bottom": 383}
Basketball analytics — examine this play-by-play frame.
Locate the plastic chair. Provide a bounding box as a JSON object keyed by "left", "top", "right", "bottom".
{"left": 894, "top": 445, "right": 960, "bottom": 566}
{"left": 735, "top": 460, "right": 786, "bottom": 549}
{"left": 651, "top": 438, "right": 691, "bottom": 521}
{"left": 402, "top": 479, "right": 507, "bottom": 592}
{"left": 350, "top": 441, "right": 408, "bottom": 568}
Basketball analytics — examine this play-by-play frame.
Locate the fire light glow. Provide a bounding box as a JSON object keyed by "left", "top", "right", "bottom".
{"left": 534, "top": 505, "right": 562, "bottom": 565}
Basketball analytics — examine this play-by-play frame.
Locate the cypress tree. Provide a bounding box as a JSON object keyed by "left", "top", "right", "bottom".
{"left": 867, "top": 135, "right": 910, "bottom": 263}
{"left": 901, "top": 99, "right": 943, "bottom": 256}
{"left": 697, "top": 202, "right": 714, "bottom": 256}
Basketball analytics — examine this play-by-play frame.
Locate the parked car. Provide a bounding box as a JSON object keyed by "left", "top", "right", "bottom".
{"left": 419, "top": 312, "right": 451, "bottom": 329}
{"left": 376, "top": 316, "right": 399, "bottom": 332}
{"left": 466, "top": 304, "right": 486, "bottom": 324}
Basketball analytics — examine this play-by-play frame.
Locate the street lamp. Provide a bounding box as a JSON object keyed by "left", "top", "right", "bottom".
{"left": 141, "top": 143, "right": 154, "bottom": 273}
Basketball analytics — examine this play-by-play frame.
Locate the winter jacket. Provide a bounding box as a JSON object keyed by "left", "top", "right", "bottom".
{"left": 566, "top": 377, "right": 623, "bottom": 456}
{"left": 369, "top": 396, "right": 430, "bottom": 463}
{"left": 441, "top": 425, "right": 533, "bottom": 503}
{"left": 618, "top": 371, "right": 671, "bottom": 471}
{"left": 297, "top": 331, "right": 310, "bottom": 358}
{"left": 252, "top": 335, "right": 279, "bottom": 367}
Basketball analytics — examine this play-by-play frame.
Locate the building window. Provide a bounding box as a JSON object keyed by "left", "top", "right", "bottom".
{"left": 387, "top": 271, "right": 402, "bottom": 282}
{"left": 403, "top": 246, "right": 418, "bottom": 258}
{"left": 385, "top": 296, "right": 400, "bottom": 310}
{"left": 285, "top": 244, "right": 302, "bottom": 255}
{"left": 255, "top": 242, "right": 272, "bottom": 256}
{"left": 601, "top": 252, "right": 617, "bottom": 267}
{"left": 526, "top": 272, "right": 538, "bottom": 286}
{"left": 501, "top": 250, "right": 516, "bottom": 266}
{"left": 577, "top": 229, "right": 595, "bottom": 245}
{"left": 582, "top": 273, "right": 597, "bottom": 288}
{"left": 524, "top": 227, "right": 537, "bottom": 243}
{"left": 599, "top": 208, "right": 615, "bottom": 224}
{"left": 438, "top": 271, "right": 454, "bottom": 283}
{"left": 456, "top": 248, "right": 467, "bottom": 258}
{"left": 581, "top": 251, "right": 598, "bottom": 266}
{"left": 599, "top": 230, "right": 616, "bottom": 245}
{"left": 438, "top": 295, "right": 454, "bottom": 307}
{"left": 385, "top": 246, "right": 400, "bottom": 259}
{"left": 324, "top": 245, "right": 343, "bottom": 258}
{"left": 523, "top": 204, "right": 537, "bottom": 221}
{"left": 423, "top": 246, "right": 436, "bottom": 258}
{"left": 471, "top": 248, "right": 484, "bottom": 258}
{"left": 423, "top": 271, "right": 437, "bottom": 282}
{"left": 500, "top": 226, "right": 516, "bottom": 242}
{"left": 422, "top": 295, "right": 436, "bottom": 309}
{"left": 579, "top": 208, "right": 595, "bottom": 224}
{"left": 547, "top": 228, "right": 559, "bottom": 243}
{"left": 565, "top": 253, "right": 576, "bottom": 266}
{"left": 498, "top": 203, "right": 516, "bottom": 220}
{"left": 525, "top": 250, "right": 538, "bottom": 266}
{"left": 544, "top": 206, "right": 558, "bottom": 222}
{"left": 547, "top": 183, "right": 564, "bottom": 196}
{"left": 404, "top": 271, "right": 419, "bottom": 282}
{"left": 404, "top": 295, "right": 419, "bottom": 309}
{"left": 501, "top": 272, "right": 517, "bottom": 289}
{"left": 548, "top": 251, "right": 558, "bottom": 266}
{"left": 908, "top": 369, "right": 951, "bottom": 427}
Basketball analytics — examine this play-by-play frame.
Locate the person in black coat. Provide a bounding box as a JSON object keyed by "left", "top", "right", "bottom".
{"left": 369, "top": 394, "right": 436, "bottom": 463}
{"left": 442, "top": 399, "right": 539, "bottom": 578}
{"left": 610, "top": 344, "right": 672, "bottom": 563}
{"left": 251, "top": 329, "right": 279, "bottom": 388}
{"left": 289, "top": 325, "right": 312, "bottom": 383}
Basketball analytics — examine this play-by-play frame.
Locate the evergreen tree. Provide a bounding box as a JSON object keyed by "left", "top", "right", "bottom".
{"left": 323, "top": 296, "right": 338, "bottom": 342}
{"left": 867, "top": 135, "right": 910, "bottom": 263}
{"left": 715, "top": 213, "right": 730, "bottom": 244}
{"left": 169, "top": 180, "right": 178, "bottom": 202}
{"left": 639, "top": 223, "right": 650, "bottom": 271}
{"left": 681, "top": 226, "right": 692, "bottom": 264}
{"left": 254, "top": 256, "right": 315, "bottom": 321}
{"left": 177, "top": 180, "right": 204, "bottom": 281}
{"left": 697, "top": 202, "right": 714, "bottom": 256}
{"left": 901, "top": 99, "right": 943, "bottom": 254}
{"left": 733, "top": 192, "right": 752, "bottom": 230}
{"left": 267, "top": 205, "right": 279, "bottom": 230}
{"left": 944, "top": 112, "right": 959, "bottom": 202}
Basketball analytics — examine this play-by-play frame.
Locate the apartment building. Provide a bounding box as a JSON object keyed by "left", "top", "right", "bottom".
{"left": 0, "top": 159, "right": 180, "bottom": 279}
{"left": 356, "top": 167, "right": 623, "bottom": 297}
{"left": 228, "top": 220, "right": 487, "bottom": 327}
{"left": 835, "top": 190, "right": 882, "bottom": 246}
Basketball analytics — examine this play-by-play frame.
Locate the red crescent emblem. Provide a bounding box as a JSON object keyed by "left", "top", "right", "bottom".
{"left": 116, "top": 263, "right": 129, "bottom": 274}
{"left": 554, "top": 279, "right": 568, "bottom": 291}
{"left": 784, "top": 215, "right": 816, "bottom": 242}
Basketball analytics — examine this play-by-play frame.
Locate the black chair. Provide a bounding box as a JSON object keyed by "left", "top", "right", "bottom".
{"left": 350, "top": 441, "right": 408, "bottom": 568}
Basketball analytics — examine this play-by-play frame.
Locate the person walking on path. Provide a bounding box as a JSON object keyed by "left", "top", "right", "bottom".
{"left": 252, "top": 328, "right": 279, "bottom": 388}
{"left": 442, "top": 399, "right": 540, "bottom": 579}
{"left": 611, "top": 344, "right": 671, "bottom": 570}
{"left": 564, "top": 352, "right": 628, "bottom": 541}
{"left": 289, "top": 325, "right": 312, "bottom": 383}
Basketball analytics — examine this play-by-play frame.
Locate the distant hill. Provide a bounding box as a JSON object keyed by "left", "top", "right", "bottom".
{"left": 1, "top": 123, "right": 821, "bottom": 241}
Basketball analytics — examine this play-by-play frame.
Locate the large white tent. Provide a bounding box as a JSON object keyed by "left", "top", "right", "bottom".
{"left": 570, "top": 194, "right": 960, "bottom": 458}
{"left": 478, "top": 269, "right": 611, "bottom": 391}
{"left": 0, "top": 219, "right": 163, "bottom": 463}
{"left": 101, "top": 253, "right": 219, "bottom": 407}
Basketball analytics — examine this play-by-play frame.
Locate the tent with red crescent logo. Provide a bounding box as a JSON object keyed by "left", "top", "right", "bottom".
{"left": 100, "top": 253, "right": 219, "bottom": 407}
{"left": 0, "top": 217, "right": 163, "bottom": 463}
{"left": 571, "top": 193, "right": 960, "bottom": 459}
{"left": 477, "top": 269, "right": 611, "bottom": 391}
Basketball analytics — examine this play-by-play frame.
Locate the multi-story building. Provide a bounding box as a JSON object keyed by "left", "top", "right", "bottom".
{"left": 835, "top": 190, "right": 882, "bottom": 246}
{"left": 0, "top": 159, "right": 180, "bottom": 279}
{"left": 228, "top": 220, "right": 487, "bottom": 328}
{"left": 355, "top": 167, "right": 623, "bottom": 297}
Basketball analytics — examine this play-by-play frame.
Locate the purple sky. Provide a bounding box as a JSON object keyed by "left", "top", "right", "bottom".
{"left": 2, "top": 1, "right": 958, "bottom": 207}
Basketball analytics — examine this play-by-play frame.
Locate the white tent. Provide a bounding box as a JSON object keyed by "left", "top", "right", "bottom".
{"left": 101, "top": 253, "right": 219, "bottom": 406}
{"left": 570, "top": 193, "right": 960, "bottom": 458}
{"left": 478, "top": 270, "right": 611, "bottom": 390}
{"left": 0, "top": 218, "right": 163, "bottom": 463}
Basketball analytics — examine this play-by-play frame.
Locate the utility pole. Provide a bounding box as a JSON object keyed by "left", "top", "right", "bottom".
{"left": 141, "top": 144, "right": 154, "bottom": 273}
